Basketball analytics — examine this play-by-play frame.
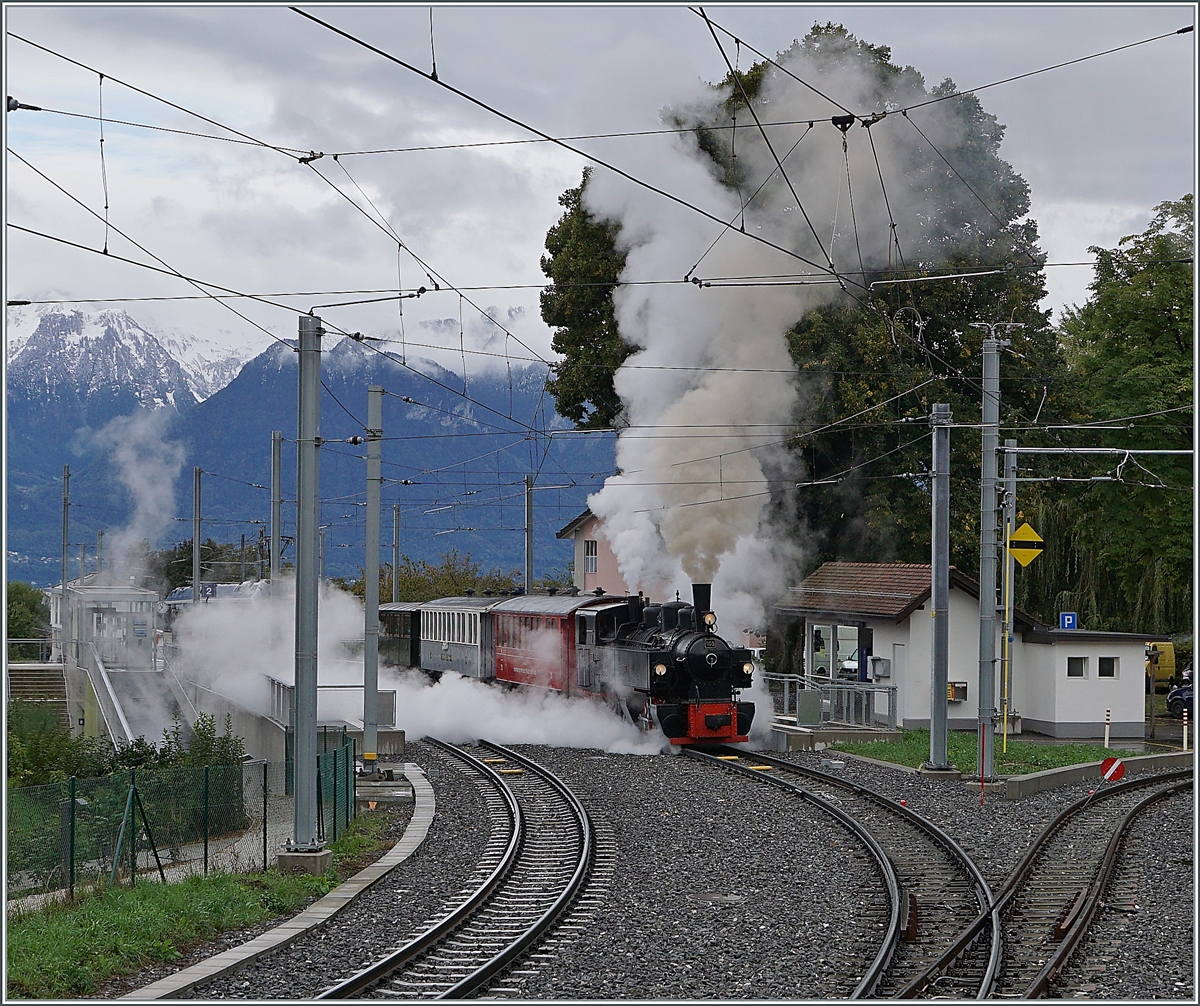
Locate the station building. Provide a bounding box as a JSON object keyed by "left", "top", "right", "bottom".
{"left": 770, "top": 562, "right": 1157, "bottom": 740}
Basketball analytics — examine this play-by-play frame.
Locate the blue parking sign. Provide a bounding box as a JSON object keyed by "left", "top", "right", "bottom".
{"left": 1059, "top": 612, "right": 1078, "bottom": 630}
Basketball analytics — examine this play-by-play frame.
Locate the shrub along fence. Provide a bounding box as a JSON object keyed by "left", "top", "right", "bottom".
{"left": 6, "top": 740, "right": 356, "bottom": 905}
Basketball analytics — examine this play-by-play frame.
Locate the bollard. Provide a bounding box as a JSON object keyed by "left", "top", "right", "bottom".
{"left": 1184, "top": 708, "right": 1189, "bottom": 752}
{"left": 1104, "top": 708, "right": 1111, "bottom": 750}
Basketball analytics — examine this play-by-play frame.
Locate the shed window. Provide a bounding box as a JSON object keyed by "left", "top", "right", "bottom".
{"left": 1067, "top": 656, "right": 1087, "bottom": 678}
{"left": 585, "top": 539, "right": 598, "bottom": 573}
{"left": 1098, "top": 656, "right": 1117, "bottom": 678}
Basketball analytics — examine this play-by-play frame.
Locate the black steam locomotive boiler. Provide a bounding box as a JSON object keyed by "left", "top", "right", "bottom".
{"left": 575, "top": 583, "right": 755, "bottom": 744}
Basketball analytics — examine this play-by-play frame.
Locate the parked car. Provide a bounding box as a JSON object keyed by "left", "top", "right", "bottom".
{"left": 1166, "top": 680, "right": 1192, "bottom": 720}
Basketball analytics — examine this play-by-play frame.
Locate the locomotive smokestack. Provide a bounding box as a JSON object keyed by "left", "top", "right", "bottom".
{"left": 692, "top": 583, "right": 712, "bottom": 613}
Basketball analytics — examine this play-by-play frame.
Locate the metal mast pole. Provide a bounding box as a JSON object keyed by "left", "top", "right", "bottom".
{"left": 392, "top": 503, "right": 401, "bottom": 603}
{"left": 970, "top": 324, "right": 1019, "bottom": 781}
{"left": 363, "top": 385, "right": 384, "bottom": 776}
{"left": 193, "top": 467, "right": 202, "bottom": 605}
{"left": 240, "top": 533, "right": 246, "bottom": 583}
{"left": 61, "top": 465, "right": 69, "bottom": 657}
{"left": 976, "top": 337, "right": 1001, "bottom": 780}
{"left": 96, "top": 530, "right": 104, "bottom": 578}
{"left": 927, "top": 404, "right": 953, "bottom": 770}
{"left": 524, "top": 474, "right": 534, "bottom": 593}
{"left": 1001, "top": 439, "right": 1017, "bottom": 751}
{"left": 270, "top": 430, "right": 283, "bottom": 591}
{"left": 292, "top": 314, "right": 324, "bottom": 852}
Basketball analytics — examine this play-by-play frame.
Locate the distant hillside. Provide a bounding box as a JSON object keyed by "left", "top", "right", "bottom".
{"left": 6, "top": 313, "right": 614, "bottom": 587}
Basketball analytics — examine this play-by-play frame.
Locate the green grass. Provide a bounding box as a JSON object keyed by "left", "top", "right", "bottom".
{"left": 6, "top": 808, "right": 398, "bottom": 999}
{"left": 832, "top": 728, "right": 1131, "bottom": 776}
{"left": 328, "top": 805, "right": 393, "bottom": 872}
{"left": 5, "top": 871, "right": 332, "bottom": 999}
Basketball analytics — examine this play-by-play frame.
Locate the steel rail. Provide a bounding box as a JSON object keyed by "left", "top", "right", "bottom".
{"left": 1022, "top": 777, "right": 1192, "bottom": 997}
{"left": 317, "top": 738, "right": 522, "bottom": 999}
{"left": 685, "top": 748, "right": 902, "bottom": 998}
{"left": 896, "top": 766, "right": 1194, "bottom": 998}
{"left": 718, "top": 748, "right": 1000, "bottom": 999}
{"left": 436, "top": 739, "right": 595, "bottom": 999}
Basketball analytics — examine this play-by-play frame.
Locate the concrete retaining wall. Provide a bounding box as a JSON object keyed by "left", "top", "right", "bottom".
{"left": 1005, "top": 749, "right": 1194, "bottom": 799}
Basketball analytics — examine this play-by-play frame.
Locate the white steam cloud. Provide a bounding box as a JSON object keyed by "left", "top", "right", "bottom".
{"left": 172, "top": 588, "right": 663, "bottom": 755}
{"left": 92, "top": 410, "right": 185, "bottom": 585}
{"left": 584, "top": 42, "right": 968, "bottom": 631}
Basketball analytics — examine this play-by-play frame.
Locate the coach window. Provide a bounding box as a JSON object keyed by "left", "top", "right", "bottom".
{"left": 585, "top": 539, "right": 598, "bottom": 573}
{"left": 1098, "top": 656, "right": 1118, "bottom": 678}
{"left": 1067, "top": 656, "right": 1087, "bottom": 678}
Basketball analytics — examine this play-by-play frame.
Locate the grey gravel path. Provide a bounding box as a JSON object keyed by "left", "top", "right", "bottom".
{"left": 190, "top": 740, "right": 488, "bottom": 999}
{"left": 1052, "top": 789, "right": 1194, "bottom": 999}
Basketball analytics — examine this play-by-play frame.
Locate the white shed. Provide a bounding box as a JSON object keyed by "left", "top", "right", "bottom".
{"left": 771, "top": 562, "right": 1157, "bottom": 740}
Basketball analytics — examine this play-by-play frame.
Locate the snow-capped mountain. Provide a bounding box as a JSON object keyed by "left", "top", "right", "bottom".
{"left": 6, "top": 305, "right": 259, "bottom": 405}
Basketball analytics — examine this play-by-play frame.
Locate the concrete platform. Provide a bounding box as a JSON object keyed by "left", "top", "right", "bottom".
{"left": 771, "top": 722, "right": 904, "bottom": 751}
{"left": 356, "top": 775, "right": 414, "bottom": 813}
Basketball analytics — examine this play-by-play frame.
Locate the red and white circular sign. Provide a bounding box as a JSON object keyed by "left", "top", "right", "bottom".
{"left": 1100, "top": 756, "right": 1125, "bottom": 782}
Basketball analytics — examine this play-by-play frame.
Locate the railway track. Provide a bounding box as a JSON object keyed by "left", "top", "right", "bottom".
{"left": 687, "top": 747, "right": 997, "bottom": 999}
{"left": 990, "top": 770, "right": 1192, "bottom": 999}
{"left": 319, "top": 738, "right": 594, "bottom": 1000}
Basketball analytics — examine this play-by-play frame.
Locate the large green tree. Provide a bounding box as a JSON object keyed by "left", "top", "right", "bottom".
{"left": 1014, "top": 197, "right": 1193, "bottom": 634}
{"left": 540, "top": 168, "right": 632, "bottom": 428}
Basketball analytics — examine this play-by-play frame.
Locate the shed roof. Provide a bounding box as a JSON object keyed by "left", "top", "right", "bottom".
{"left": 774, "top": 561, "right": 1041, "bottom": 629}
{"left": 556, "top": 508, "right": 594, "bottom": 539}
{"left": 775, "top": 562, "right": 947, "bottom": 622}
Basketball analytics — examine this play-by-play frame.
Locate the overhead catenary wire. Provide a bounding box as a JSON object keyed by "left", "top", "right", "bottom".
{"left": 699, "top": 7, "right": 839, "bottom": 280}
{"left": 7, "top": 31, "right": 305, "bottom": 160}
{"left": 289, "top": 6, "right": 854, "bottom": 283}
{"left": 6, "top": 149, "right": 297, "bottom": 349}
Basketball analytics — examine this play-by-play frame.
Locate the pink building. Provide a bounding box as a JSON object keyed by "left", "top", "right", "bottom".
{"left": 556, "top": 509, "right": 631, "bottom": 597}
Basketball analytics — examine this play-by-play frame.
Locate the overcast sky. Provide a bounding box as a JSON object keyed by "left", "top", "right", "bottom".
{"left": 5, "top": 3, "right": 1195, "bottom": 365}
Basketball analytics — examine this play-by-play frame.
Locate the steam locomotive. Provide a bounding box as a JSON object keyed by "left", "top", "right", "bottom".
{"left": 379, "top": 583, "right": 755, "bottom": 744}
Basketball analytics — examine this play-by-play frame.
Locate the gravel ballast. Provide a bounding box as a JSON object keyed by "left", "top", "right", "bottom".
{"left": 165, "top": 740, "right": 1190, "bottom": 1001}
{"left": 1052, "top": 789, "right": 1194, "bottom": 999}
{"left": 186, "top": 741, "right": 488, "bottom": 999}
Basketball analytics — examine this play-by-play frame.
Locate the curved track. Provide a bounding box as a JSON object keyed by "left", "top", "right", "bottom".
{"left": 689, "top": 748, "right": 997, "bottom": 999}
{"left": 992, "top": 770, "right": 1192, "bottom": 999}
{"left": 319, "top": 739, "right": 594, "bottom": 1000}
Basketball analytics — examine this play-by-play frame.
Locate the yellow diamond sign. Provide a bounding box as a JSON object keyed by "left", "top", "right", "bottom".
{"left": 1008, "top": 522, "right": 1043, "bottom": 567}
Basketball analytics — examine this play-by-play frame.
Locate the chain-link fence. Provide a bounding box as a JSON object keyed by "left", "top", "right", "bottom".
{"left": 6, "top": 741, "right": 357, "bottom": 909}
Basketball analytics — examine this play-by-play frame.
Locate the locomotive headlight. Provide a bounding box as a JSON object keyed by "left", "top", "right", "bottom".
{"left": 743, "top": 662, "right": 754, "bottom": 675}
{"left": 654, "top": 663, "right": 668, "bottom": 677}
{"left": 703, "top": 611, "right": 717, "bottom": 627}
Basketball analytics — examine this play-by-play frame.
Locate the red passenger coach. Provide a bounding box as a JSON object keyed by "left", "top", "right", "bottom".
{"left": 490, "top": 594, "right": 600, "bottom": 694}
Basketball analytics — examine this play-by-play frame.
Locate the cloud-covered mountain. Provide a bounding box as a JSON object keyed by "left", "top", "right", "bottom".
{"left": 6, "top": 308, "right": 613, "bottom": 587}
{"left": 6, "top": 305, "right": 256, "bottom": 407}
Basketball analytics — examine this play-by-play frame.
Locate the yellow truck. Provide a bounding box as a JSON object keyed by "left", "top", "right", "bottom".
{"left": 1145, "top": 641, "right": 1176, "bottom": 691}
